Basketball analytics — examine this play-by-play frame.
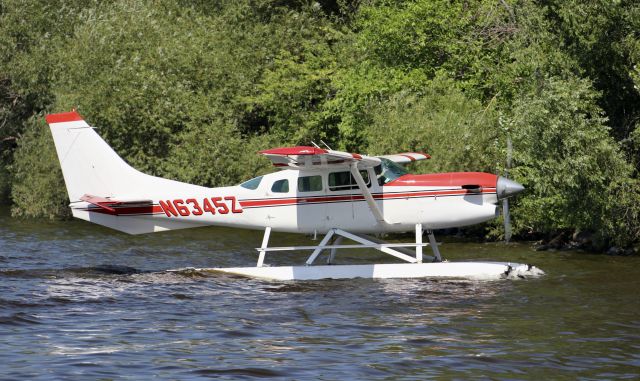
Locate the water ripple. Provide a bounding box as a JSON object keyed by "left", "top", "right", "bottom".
{"left": 2, "top": 209, "right": 640, "bottom": 380}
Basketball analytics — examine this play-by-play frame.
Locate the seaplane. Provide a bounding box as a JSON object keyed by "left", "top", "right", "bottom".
{"left": 45, "top": 110, "right": 543, "bottom": 280}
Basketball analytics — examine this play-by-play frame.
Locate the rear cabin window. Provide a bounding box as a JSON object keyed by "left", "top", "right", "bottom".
{"left": 298, "top": 175, "right": 323, "bottom": 192}
{"left": 240, "top": 176, "right": 263, "bottom": 190}
{"left": 271, "top": 179, "right": 289, "bottom": 193}
{"left": 328, "top": 170, "right": 370, "bottom": 191}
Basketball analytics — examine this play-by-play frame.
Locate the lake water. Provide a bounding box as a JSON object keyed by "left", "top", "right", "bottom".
{"left": 1, "top": 207, "right": 639, "bottom": 380}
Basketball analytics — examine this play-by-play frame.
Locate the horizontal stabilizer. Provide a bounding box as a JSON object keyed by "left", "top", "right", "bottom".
{"left": 79, "top": 194, "right": 154, "bottom": 214}
{"left": 80, "top": 194, "right": 117, "bottom": 212}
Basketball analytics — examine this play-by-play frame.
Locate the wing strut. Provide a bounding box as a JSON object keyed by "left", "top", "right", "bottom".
{"left": 349, "top": 163, "right": 387, "bottom": 224}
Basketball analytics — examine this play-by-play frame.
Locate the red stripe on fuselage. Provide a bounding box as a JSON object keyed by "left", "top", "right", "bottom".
{"left": 79, "top": 185, "right": 497, "bottom": 214}
{"left": 385, "top": 173, "right": 498, "bottom": 187}
{"left": 239, "top": 188, "right": 496, "bottom": 209}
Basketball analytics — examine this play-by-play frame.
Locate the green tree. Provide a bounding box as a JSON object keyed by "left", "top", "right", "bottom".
{"left": 9, "top": 116, "right": 69, "bottom": 218}
{"left": 545, "top": 0, "right": 640, "bottom": 142}
{"left": 11, "top": 0, "right": 350, "bottom": 213}
{"left": 0, "top": 0, "right": 98, "bottom": 202}
{"left": 2, "top": 0, "right": 638, "bottom": 248}
{"left": 364, "top": 75, "right": 500, "bottom": 174}
{"left": 507, "top": 76, "right": 632, "bottom": 240}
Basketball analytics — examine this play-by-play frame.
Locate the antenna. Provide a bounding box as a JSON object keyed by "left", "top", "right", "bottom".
{"left": 319, "top": 140, "right": 333, "bottom": 150}
{"left": 311, "top": 141, "right": 321, "bottom": 149}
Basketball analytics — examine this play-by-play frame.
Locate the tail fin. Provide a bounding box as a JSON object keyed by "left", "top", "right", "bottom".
{"left": 46, "top": 111, "right": 144, "bottom": 202}
{"left": 45, "top": 110, "right": 205, "bottom": 234}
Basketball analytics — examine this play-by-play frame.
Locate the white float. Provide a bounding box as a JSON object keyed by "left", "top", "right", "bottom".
{"left": 206, "top": 262, "right": 544, "bottom": 281}
{"left": 190, "top": 227, "right": 544, "bottom": 281}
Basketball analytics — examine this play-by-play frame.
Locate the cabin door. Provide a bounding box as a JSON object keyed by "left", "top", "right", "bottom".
{"left": 294, "top": 172, "right": 328, "bottom": 233}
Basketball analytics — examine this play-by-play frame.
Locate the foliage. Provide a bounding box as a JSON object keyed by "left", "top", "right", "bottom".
{"left": 1, "top": 0, "right": 638, "bottom": 248}
{"left": 545, "top": 0, "right": 640, "bottom": 141}
{"left": 9, "top": 117, "right": 69, "bottom": 219}
{"left": 364, "top": 75, "right": 500, "bottom": 174}
{"left": 0, "top": 0, "right": 97, "bottom": 201}
{"left": 604, "top": 178, "right": 640, "bottom": 248}
{"left": 49, "top": 0, "right": 342, "bottom": 185}
{"left": 506, "top": 76, "right": 632, "bottom": 239}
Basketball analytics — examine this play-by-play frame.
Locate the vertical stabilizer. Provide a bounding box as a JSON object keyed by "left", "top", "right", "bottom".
{"left": 45, "top": 111, "right": 208, "bottom": 234}
{"left": 46, "top": 111, "right": 145, "bottom": 202}
{"left": 46, "top": 110, "right": 204, "bottom": 202}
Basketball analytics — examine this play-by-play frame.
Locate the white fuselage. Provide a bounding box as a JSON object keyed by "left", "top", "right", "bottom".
{"left": 70, "top": 168, "right": 499, "bottom": 235}
{"left": 45, "top": 112, "right": 501, "bottom": 236}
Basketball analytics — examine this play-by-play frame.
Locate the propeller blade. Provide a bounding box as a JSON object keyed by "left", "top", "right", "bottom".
{"left": 504, "top": 135, "right": 513, "bottom": 243}
{"left": 503, "top": 198, "right": 512, "bottom": 243}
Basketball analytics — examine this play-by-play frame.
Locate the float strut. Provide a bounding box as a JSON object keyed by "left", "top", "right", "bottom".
{"left": 327, "top": 236, "right": 343, "bottom": 264}
{"left": 306, "top": 229, "right": 335, "bottom": 265}
{"left": 426, "top": 230, "right": 442, "bottom": 262}
{"left": 416, "top": 223, "right": 423, "bottom": 263}
{"left": 257, "top": 227, "right": 271, "bottom": 267}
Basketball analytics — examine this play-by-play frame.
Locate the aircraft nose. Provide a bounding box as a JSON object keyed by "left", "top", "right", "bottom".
{"left": 497, "top": 176, "right": 525, "bottom": 199}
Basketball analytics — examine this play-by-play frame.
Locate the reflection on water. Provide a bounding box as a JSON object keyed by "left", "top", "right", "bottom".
{"left": 1, "top": 207, "right": 639, "bottom": 380}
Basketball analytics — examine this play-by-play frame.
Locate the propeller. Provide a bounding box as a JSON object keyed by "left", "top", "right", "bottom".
{"left": 503, "top": 136, "right": 513, "bottom": 243}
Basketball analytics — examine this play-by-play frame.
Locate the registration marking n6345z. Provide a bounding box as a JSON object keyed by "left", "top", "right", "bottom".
{"left": 159, "top": 197, "right": 243, "bottom": 217}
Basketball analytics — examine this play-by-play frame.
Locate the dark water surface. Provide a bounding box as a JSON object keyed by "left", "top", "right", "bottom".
{"left": 1, "top": 207, "right": 639, "bottom": 380}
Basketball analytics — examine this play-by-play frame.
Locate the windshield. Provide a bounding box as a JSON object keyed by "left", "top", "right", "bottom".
{"left": 239, "top": 176, "right": 263, "bottom": 190}
{"left": 374, "top": 158, "right": 409, "bottom": 185}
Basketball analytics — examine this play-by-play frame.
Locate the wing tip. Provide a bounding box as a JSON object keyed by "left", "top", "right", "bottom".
{"left": 45, "top": 110, "right": 84, "bottom": 124}
{"left": 260, "top": 146, "right": 328, "bottom": 156}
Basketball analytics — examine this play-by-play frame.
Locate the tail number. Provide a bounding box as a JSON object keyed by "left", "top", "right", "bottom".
{"left": 160, "top": 197, "right": 243, "bottom": 217}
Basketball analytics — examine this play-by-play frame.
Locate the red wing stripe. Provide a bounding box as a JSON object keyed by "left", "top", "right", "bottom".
{"left": 399, "top": 154, "right": 416, "bottom": 161}
{"left": 260, "top": 146, "right": 328, "bottom": 156}
{"left": 45, "top": 111, "right": 84, "bottom": 124}
{"left": 80, "top": 194, "right": 116, "bottom": 213}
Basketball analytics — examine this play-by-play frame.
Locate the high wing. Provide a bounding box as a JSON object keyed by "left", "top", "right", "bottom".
{"left": 260, "top": 146, "right": 389, "bottom": 224}
{"left": 376, "top": 152, "right": 430, "bottom": 164}
{"left": 260, "top": 146, "right": 381, "bottom": 169}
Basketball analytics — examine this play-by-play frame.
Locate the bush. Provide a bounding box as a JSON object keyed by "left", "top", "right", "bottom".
{"left": 507, "top": 76, "right": 634, "bottom": 238}
{"left": 10, "top": 116, "right": 69, "bottom": 219}
{"left": 364, "top": 75, "right": 500, "bottom": 174}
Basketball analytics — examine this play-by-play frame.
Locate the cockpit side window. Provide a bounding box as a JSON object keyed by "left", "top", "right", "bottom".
{"left": 240, "top": 176, "right": 263, "bottom": 190}
{"left": 374, "top": 158, "right": 409, "bottom": 185}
